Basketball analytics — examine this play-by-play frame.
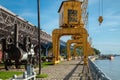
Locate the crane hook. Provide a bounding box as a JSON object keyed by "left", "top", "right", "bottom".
{"left": 98, "top": 16, "right": 103, "bottom": 25}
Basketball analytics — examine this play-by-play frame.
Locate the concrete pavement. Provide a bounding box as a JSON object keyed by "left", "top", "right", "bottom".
{"left": 36, "top": 59, "right": 92, "bottom": 80}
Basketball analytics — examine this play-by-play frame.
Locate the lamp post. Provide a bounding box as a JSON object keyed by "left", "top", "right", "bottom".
{"left": 37, "top": 0, "right": 41, "bottom": 74}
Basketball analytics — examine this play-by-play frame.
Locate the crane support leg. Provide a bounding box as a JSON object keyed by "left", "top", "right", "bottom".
{"left": 74, "top": 43, "right": 83, "bottom": 58}
{"left": 52, "top": 34, "right": 60, "bottom": 64}
{"left": 83, "top": 34, "right": 88, "bottom": 65}
{"left": 52, "top": 28, "right": 88, "bottom": 64}
{"left": 67, "top": 41, "right": 71, "bottom": 61}
{"left": 67, "top": 39, "right": 83, "bottom": 60}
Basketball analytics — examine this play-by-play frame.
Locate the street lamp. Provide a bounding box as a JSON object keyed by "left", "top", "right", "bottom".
{"left": 37, "top": 0, "right": 41, "bottom": 74}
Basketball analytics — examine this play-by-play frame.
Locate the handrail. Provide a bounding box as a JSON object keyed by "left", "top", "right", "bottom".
{"left": 88, "top": 58, "right": 111, "bottom": 80}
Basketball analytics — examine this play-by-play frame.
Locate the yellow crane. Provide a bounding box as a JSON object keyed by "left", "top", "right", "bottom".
{"left": 52, "top": 0, "right": 103, "bottom": 65}
{"left": 52, "top": 0, "right": 88, "bottom": 65}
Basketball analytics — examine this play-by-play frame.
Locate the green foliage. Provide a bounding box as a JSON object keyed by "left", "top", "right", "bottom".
{"left": 0, "top": 71, "right": 23, "bottom": 80}
{"left": 0, "top": 63, "right": 4, "bottom": 66}
{"left": 60, "top": 47, "right": 67, "bottom": 59}
{"left": 70, "top": 49, "right": 74, "bottom": 56}
{"left": 61, "top": 47, "right": 67, "bottom": 54}
{"left": 42, "top": 62, "right": 53, "bottom": 68}
{"left": 70, "top": 47, "right": 83, "bottom": 56}
{"left": 93, "top": 48, "right": 101, "bottom": 55}
{"left": 36, "top": 74, "right": 48, "bottom": 78}
{"left": 76, "top": 47, "right": 83, "bottom": 56}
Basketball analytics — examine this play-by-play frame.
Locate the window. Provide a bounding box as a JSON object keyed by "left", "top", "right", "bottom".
{"left": 68, "top": 9, "right": 78, "bottom": 23}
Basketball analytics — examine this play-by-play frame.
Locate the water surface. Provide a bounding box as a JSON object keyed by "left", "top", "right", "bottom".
{"left": 95, "top": 56, "right": 120, "bottom": 80}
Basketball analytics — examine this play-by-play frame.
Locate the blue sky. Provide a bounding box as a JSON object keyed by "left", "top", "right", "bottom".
{"left": 0, "top": 0, "right": 120, "bottom": 54}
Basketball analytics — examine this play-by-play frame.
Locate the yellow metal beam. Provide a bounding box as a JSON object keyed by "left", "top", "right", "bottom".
{"left": 52, "top": 0, "right": 89, "bottom": 65}
{"left": 52, "top": 28, "right": 88, "bottom": 64}
{"left": 67, "top": 39, "right": 83, "bottom": 60}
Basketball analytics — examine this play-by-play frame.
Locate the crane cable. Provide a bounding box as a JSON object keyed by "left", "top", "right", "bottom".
{"left": 99, "top": 0, "right": 103, "bottom": 16}
{"left": 98, "top": 0, "right": 103, "bottom": 25}
{"left": 101, "top": 0, "right": 103, "bottom": 16}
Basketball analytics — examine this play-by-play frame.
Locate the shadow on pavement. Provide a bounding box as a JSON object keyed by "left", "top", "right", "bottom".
{"left": 63, "top": 61, "right": 81, "bottom": 80}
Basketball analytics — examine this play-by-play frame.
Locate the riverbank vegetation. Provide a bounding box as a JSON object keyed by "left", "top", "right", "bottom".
{"left": 93, "top": 48, "right": 101, "bottom": 55}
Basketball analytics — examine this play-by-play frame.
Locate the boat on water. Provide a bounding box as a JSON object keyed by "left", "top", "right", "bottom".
{"left": 108, "top": 55, "right": 114, "bottom": 60}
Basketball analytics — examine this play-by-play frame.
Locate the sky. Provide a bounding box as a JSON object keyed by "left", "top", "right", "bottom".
{"left": 0, "top": 0, "right": 120, "bottom": 55}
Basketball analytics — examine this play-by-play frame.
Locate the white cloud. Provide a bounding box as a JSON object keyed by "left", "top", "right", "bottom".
{"left": 89, "top": 0, "right": 98, "bottom": 5}
{"left": 41, "top": 19, "right": 59, "bottom": 34}
{"left": 103, "top": 21, "right": 120, "bottom": 27}
{"left": 105, "top": 14, "right": 120, "bottom": 20}
{"left": 108, "top": 28, "right": 118, "bottom": 32}
{"left": 94, "top": 43, "right": 120, "bottom": 54}
{"left": 17, "top": 10, "right": 38, "bottom": 25}
{"left": 20, "top": 12, "right": 37, "bottom": 18}
{"left": 103, "top": 9, "right": 120, "bottom": 27}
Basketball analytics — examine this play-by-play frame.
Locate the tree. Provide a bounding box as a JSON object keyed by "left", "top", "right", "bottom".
{"left": 93, "top": 48, "right": 101, "bottom": 55}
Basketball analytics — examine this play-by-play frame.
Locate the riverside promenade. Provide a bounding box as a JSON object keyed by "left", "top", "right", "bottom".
{"left": 37, "top": 59, "right": 92, "bottom": 80}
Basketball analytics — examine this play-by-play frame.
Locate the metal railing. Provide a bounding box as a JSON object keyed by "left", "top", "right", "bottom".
{"left": 88, "top": 58, "right": 111, "bottom": 80}
{"left": 11, "top": 71, "right": 36, "bottom": 80}
{"left": 11, "top": 64, "right": 36, "bottom": 80}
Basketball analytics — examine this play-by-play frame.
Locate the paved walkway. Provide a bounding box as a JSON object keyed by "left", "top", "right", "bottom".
{"left": 36, "top": 59, "right": 92, "bottom": 80}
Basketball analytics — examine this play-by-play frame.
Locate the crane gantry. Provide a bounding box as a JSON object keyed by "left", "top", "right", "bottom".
{"left": 52, "top": 0, "right": 89, "bottom": 65}
{"left": 52, "top": 0, "right": 103, "bottom": 65}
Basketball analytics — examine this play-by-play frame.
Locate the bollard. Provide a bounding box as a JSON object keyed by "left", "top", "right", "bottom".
{"left": 11, "top": 75, "right": 17, "bottom": 80}
{"left": 23, "top": 71, "right": 27, "bottom": 78}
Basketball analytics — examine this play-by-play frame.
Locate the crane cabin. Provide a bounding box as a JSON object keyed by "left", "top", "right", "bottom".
{"left": 58, "top": 0, "right": 82, "bottom": 28}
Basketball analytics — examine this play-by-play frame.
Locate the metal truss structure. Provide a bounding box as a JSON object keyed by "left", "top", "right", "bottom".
{"left": 0, "top": 5, "right": 65, "bottom": 46}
